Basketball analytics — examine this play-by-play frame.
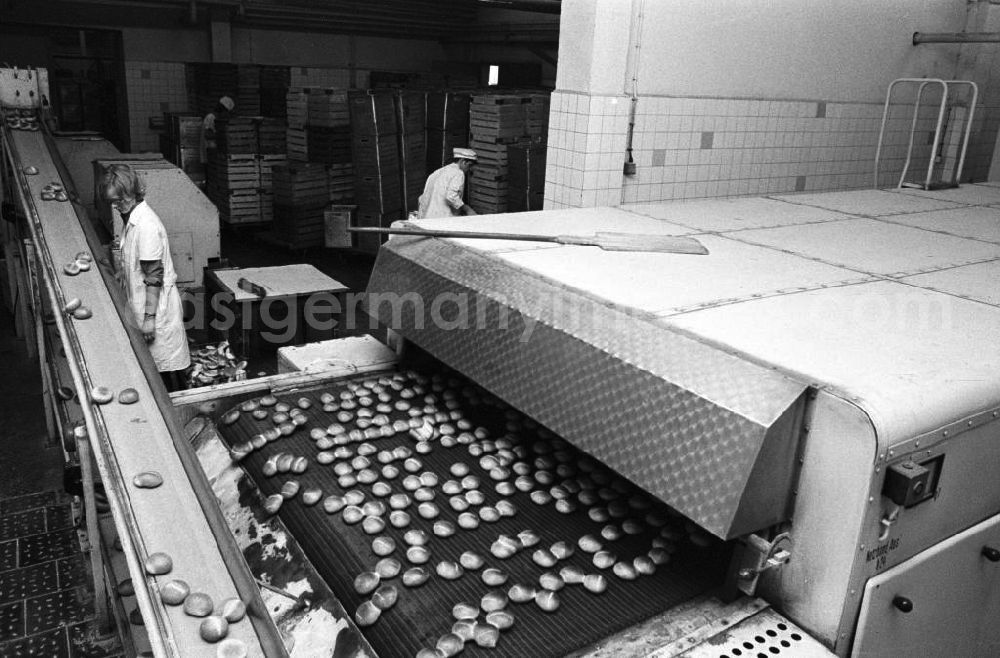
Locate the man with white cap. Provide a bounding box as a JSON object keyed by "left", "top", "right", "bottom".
{"left": 200, "top": 95, "right": 235, "bottom": 165}
{"left": 417, "top": 147, "right": 478, "bottom": 218}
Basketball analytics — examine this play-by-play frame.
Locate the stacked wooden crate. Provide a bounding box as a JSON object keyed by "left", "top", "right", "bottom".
{"left": 350, "top": 90, "right": 402, "bottom": 254}
{"left": 286, "top": 88, "right": 309, "bottom": 162}
{"left": 506, "top": 142, "right": 547, "bottom": 212}
{"left": 236, "top": 64, "right": 261, "bottom": 117}
{"left": 206, "top": 153, "right": 261, "bottom": 225}
{"left": 426, "top": 91, "right": 470, "bottom": 172}
{"left": 207, "top": 114, "right": 260, "bottom": 224}
{"left": 396, "top": 91, "right": 426, "bottom": 216}
{"left": 270, "top": 162, "right": 330, "bottom": 248}
{"left": 327, "top": 163, "right": 354, "bottom": 204}
{"left": 307, "top": 89, "right": 352, "bottom": 165}
{"left": 207, "top": 119, "right": 291, "bottom": 226}
{"left": 259, "top": 65, "right": 290, "bottom": 119}
{"left": 468, "top": 91, "right": 550, "bottom": 214}
{"left": 160, "top": 113, "right": 204, "bottom": 184}
{"left": 257, "top": 118, "right": 286, "bottom": 154}
{"left": 215, "top": 118, "right": 257, "bottom": 155}
{"left": 258, "top": 154, "right": 288, "bottom": 224}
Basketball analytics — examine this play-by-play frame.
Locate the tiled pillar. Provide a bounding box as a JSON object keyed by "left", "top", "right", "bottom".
{"left": 545, "top": 92, "right": 630, "bottom": 209}
{"left": 544, "top": 0, "right": 634, "bottom": 209}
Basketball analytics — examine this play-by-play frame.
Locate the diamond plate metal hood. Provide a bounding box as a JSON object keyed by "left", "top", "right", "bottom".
{"left": 364, "top": 236, "right": 808, "bottom": 539}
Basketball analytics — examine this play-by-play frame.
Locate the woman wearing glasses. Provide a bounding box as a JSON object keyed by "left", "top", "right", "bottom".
{"left": 99, "top": 164, "right": 190, "bottom": 391}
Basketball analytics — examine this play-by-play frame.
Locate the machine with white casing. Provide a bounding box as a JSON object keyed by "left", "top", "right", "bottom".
{"left": 4, "top": 63, "right": 1000, "bottom": 657}
{"left": 360, "top": 194, "right": 1000, "bottom": 656}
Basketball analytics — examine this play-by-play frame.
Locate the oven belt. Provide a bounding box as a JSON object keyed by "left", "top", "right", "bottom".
{"left": 218, "top": 370, "right": 729, "bottom": 657}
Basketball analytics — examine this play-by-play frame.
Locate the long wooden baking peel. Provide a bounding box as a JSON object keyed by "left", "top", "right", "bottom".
{"left": 348, "top": 226, "right": 709, "bottom": 255}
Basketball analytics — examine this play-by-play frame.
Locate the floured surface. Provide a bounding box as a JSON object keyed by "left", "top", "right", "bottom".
{"left": 731, "top": 218, "right": 1000, "bottom": 277}
{"left": 371, "top": 188, "right": 1000, "bottom": 447}
{"left": 898, "top": 182, "right": 1000, "bottom": 206}
{"left": 877, "top": 206, "right": 1000, "bottom": 244}
{"left": 497, "top": 234, "right": 873, "bottom": 317}
{"left": 770, "top": 189, "right": 964, "bottom": 216}
{"left": 625, "top": 196, "right": 851, "bottom": 232}
{"left": 212, "top": 264, "right": 349, "bottom": 301}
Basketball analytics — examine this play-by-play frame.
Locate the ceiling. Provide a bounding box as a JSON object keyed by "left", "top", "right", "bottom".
{"left": 0, "top": 0, "right": 561, "bottom": 42}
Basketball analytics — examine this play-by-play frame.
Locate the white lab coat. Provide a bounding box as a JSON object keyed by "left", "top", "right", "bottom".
{"left": 417, "top": 162, "right": 467, "bottom": 219}
{"left": 120, "top": 201, "right": 191, "bottom": 372}
{"left": 200, "top": 111, "right": 218, "bottom": 163}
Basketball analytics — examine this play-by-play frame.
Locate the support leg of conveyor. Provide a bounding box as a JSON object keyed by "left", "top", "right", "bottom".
{"left": 76, "top": 433, "right": 112, "bottom": 632}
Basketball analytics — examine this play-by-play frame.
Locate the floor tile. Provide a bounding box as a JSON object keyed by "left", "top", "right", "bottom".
{"left": 0, "top": 626, "right": 69, "bottom": 657}
{"left": 25, "top": 587, "right": 92, "bottom": 634}
{"left": 0, "top": 600, "right": 25, "bottom": 642}
{"left": 0, "top": 509, "right": 47, "bottom": 542}
{"left": 1, "top": 492, "right": 57, "bottom": 516}
{"left": 18, "top": 528, "right": 78, "bottom": 567}
{"left": 57, "top": 556, "right": 90, "bottom": 590}
{"left": 0, "top": 562, "right": 58, "bottom": 604}
{"left": 0, "top": 540, "right": 16, "bottom": 571}
{"left": 46, "top": 505, "right": 74, "bottom": 532}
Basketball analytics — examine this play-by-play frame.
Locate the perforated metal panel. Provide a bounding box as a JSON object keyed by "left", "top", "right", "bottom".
{"left": 678, "top": 608, "right": 833, "bottom": 657}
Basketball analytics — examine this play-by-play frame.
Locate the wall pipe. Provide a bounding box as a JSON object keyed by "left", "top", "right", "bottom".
{"left": 913, "top": 32, "right": 1000, "bottom": 44}
{"left": 622, "top": 0, "right": 645, "bottom": 185}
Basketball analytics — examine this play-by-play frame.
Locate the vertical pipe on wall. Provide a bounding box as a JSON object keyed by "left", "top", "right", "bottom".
{"left": 621, "top": 0, "right": 644, "bottom": 193}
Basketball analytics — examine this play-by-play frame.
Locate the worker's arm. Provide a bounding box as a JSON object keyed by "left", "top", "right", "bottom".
{"left": 139, "top": 260, "right": 163, "bottom": 342}
{"left": 136, "top": 222, "right": 165, "bottom": 342}
{"left": 445, "top": 171, "right": 476, "bottom": 216}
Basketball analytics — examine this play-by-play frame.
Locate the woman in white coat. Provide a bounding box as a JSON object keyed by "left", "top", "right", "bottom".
{"left": 100, "top": 164, "right": 190, "bottom": 391}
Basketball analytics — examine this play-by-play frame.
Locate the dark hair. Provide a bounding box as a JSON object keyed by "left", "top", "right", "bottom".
{"left": 100, "top": 164, "right": 144, "bottom": 202}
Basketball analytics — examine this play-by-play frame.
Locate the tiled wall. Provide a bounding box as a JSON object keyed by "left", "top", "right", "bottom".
{"left": 125, "top": 61, "right": 189, "bottom": 152}
{"left": 544, "top": 89, "right": 997, "bottom": 209}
